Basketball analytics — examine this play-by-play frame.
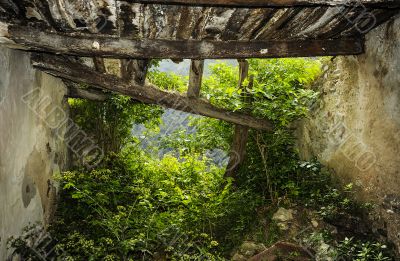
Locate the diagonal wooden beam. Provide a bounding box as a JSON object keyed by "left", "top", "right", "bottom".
{"left": 1, "top": 24, "right": 365, "bottom": 59}
{"left": 187, "top": 59, "right": 204, "bottom": 98}
{"left": 65, "top": 81, "right": 109, "bottom": 101}
{"left": 120, "top": 0, "right": 400, "bottom": 8}
{"left": 31, "top": 54, "right": 274, "bottom": 130}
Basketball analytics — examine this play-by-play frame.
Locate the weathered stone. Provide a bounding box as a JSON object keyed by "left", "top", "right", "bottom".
{"left": 248, "top": 241, "right": 312, "bottom": 261}
{"left": 311, "top": 220, "right": 319, "bottom": 228}
{"left": 296, "top": 16, "right": 400, "bottom": 255}
{"left": 232, "top": 253, "right": 247, "bottom": 261}
{"left": 239, "top": 241, "right": 264, "bottom": 256}
{"left": 272, "top": 207, "right": 294, "bottom": 222}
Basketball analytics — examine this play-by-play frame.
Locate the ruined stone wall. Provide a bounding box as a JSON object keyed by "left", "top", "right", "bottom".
{"left": 296, "top": 15, "right": 400, "bottom": 253}
{"left": 0, "top": 47, "right": 68, "bottom": 258}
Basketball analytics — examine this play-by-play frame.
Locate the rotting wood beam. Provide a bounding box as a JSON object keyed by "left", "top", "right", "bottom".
{"left": 31, "top": 54, "right": 274, "bottom": 131}
{"left": 65, "top": 81, "right": 109, "bottom": 101}
{"left": 120, "top": 0, "right": 400, "bottom": 8}
{"left": 2, "top": 25, "right": 365, "bottom": 59}
{"left": 187, "top": 59, "right": 204, "bottom": 98}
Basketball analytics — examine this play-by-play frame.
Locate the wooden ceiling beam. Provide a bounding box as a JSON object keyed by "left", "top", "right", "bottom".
{"left": 32, "top": 53, "right": 274, "bottom": 130}
{"left": 2, "top": 24, "right": 365, "bottom": 59}
{"left": 120, "top": 0, "right": 400, "bottom": 8}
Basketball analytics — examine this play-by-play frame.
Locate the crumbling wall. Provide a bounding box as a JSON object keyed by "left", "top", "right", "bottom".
{"left": 296, "top": 16, "right": 400, "bottom": 253}
{"left": 0, "top": 47, "right": 68, "bottom": 258}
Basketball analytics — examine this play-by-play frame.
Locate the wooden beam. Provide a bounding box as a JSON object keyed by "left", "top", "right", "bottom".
{"left": 32, "top": 54, "right": 274, "bottom": 130}
{"left": 120, "top": 0, "right": 400, "bottom": 8}
{"left": 187, "top": 59, "right": 204, "bottom": 98}
{"left": 65, "top": 82, "right": 109, "bottom": 101}
{"left": 3, "top": 25, "right": 365, "bottom": 59}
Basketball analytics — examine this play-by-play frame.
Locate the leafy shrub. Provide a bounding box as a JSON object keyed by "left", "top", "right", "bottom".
{"left": 336, "top": 237, "right": 392, "bottom": 261}
{"left": 202, "top": 58, "right": 323, "bottom": 126}
{"left": 69, "top": 94, "right": 163, "bottom": 156}
{"left": 50, "top": 145, "right": 260, "bottom": 260}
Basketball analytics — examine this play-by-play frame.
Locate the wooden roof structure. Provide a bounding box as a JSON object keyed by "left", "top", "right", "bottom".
{"left": 1, "top": 0, "right": 399, "bottom": 58}
{"left": 0, "top": 0, "right": 399, "bottom": 130}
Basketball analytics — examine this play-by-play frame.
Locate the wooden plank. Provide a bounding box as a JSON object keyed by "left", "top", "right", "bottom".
{"left": 187, "top": 59, "right": 204, "bottom": 98}
{"left": 120, "top": 0, "right": 400, "bottom": 8}
{"left": 32, "top": 53, "right": 274, "bottom": 131}
{"left": 3, "top": 25, "right": 365, "bottom": 59}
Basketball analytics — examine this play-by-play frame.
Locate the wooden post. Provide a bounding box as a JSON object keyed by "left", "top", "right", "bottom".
{"left": 120, "top": 59, "right": 149, "bottom": 85}
{"left": 93, "top": 57, "right": 106, "bottom": 73}
{"left": 187, "top": 59, "right": 204, "bottom": 98}
{"left": 225, "top": 59, "right": 252, "bottom": 178}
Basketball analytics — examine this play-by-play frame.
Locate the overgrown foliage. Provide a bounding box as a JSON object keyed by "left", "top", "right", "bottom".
{"left": 202, "top": 59, "right": 322, "bottom": 126}
{"left": 8, "top": 58, "right": 394, "bottom": 260}
{"left": 69, "top": 94, "right": 163, "bottom": 156}
{"left": 51, "top": 146, "right": 259, "bottom": 260}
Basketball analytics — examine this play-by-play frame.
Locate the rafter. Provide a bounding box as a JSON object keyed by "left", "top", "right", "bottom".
{"left": 32, "top": 54, "right": 274, "bottom": 131}
{"left": 1, "top": 25, "right": 365, "bottom": 59}
{"left": 120, "top": 0, "right": 400, "bottom": 8}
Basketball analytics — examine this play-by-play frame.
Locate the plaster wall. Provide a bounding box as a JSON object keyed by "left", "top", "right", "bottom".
{"left": 0, "top": 47, "right": 68, "bottom": 259}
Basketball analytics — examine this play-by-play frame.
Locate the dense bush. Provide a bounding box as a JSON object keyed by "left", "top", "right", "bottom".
{"left": 51, "top": 145, "right": 260, "bottom": 260}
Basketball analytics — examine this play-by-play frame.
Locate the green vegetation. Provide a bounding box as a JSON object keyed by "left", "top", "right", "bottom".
{"left": 8, "top": 58, "right": 394, "bottom": 260}
{"left": 69, "top": 95, "right": 163, "bottom": 156}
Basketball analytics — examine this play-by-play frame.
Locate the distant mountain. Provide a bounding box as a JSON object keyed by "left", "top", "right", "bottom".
{"left": 156, "top": 59, "right": 238, "bottom": 76}
{"left": 132, "top": 59, "right": 235, "bottom": 166}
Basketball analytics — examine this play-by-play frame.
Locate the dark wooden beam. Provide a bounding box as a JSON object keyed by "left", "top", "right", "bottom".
{"left": 65, "top": 81, "right": 109, "bottom": 101}
{"left": 3, "top": 25, "right": 365, "bottom": 59}
{"left": 187, "top": 59, "right": 204, "bottom": 98}
{"left": 32, "top": 54, "right": 274, "bottom": 130}
{"left": 120, "top": 0, "right": 400, "bottom": 8}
